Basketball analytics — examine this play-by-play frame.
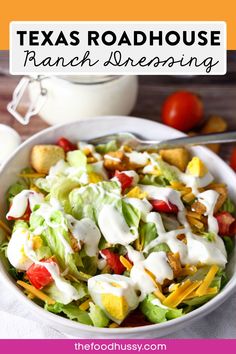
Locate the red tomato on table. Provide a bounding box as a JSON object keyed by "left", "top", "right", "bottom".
{"left": 161, "top": 91, "right": 203, "bottom": 132}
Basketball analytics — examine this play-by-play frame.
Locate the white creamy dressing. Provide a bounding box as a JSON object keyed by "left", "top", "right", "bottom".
{"left": 151, "top": 298, "right": 169, "bottom": 309}
{"left": 124, "top": 197, "right": 152, "bottom": 221}
{"left": 104, "top": 154, "right": 121, "bottom": 162}
{"left": 90, "top": 161, "right": 108, "bottom": 180}
{"left": 122, "top": 170, "right": 140, "bottom": 185}
{"left": 98, "top": 205, "right": 138, "bottom": 245}
{"left": 79, "top": 141, "right": 102, "bottom": 161}
{"left": 197, "top": 190, "right": 219, "bottom": 234}
{"left": 178, "top": 171, "right": 214, "bottom": 196}
{"left": 88, "top": 274, "right": 140, "bottom": 323}
{"left": 138, "top": 185, "right": 184, "bottom": 211}
{"left": 126, "top": 151, "right": 150, "bottom": 166}
{"left": 6, "top": 190, "right": 44, "bottom": 220}
{"left": 130, "top": 251, "right": 173, "bottom": 301}
{"left": 66, "top": 216, "right": 101, "bottom": 256}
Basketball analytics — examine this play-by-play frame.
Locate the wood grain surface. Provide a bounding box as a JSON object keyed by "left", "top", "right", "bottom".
{"left": 0, "top": 50, "right": 235, "bottom": 161}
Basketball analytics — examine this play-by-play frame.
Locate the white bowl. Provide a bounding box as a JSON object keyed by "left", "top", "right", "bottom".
{"left": 0, "top": 116, "right": 236, "bottom": 339}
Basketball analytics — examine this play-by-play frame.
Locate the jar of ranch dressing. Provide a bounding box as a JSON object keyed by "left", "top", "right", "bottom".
{"left": 7, "top": 75, "right": 138, "bottom": 125}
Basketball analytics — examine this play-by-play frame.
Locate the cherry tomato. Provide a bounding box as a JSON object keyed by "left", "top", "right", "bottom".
{"left": 57, "top": 137, "right": 77, "bottom": 152}
{"left": 150, "top": 200, "right": 178, "bottom": 213}
{"left": 229, "top": 148, "right": 236, "bottom": 172}
{"left": 161, "top": 91, "right": 203, "bottom": 132}
{"left": 7, "top": 202, "right": 31, "bottom": 221}
{"left": 114, "top": 171, "right": 133, "bottom": 193}
{"left": 100, "top": 249, "right": 125, "bottom": 274}
{"left": 215, "top": 211, "right": 235, "bottom": 236}
{"left": 26, "top": 259, "right": 56, "bottom": 289}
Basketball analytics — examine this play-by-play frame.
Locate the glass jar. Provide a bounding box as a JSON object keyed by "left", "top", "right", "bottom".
{"left": 8, "top": 75, "right": 138, "bottom": 125}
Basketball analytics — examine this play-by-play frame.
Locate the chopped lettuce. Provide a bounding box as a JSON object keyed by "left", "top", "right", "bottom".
{"left": 88, "top": 303, "right": 110, "bottom": 327}
{"left": 139, "top": 174, "right": 170, "bottom": 187}
{"left": 140, "top": 222, "right": 157, "bottom": 248}
{"left": 29, "top": 209, "right": 82, "bottom": 278}
{"left": 69, "top": 181, "right": 121, "bottom": 221}
{"left": 140, "top": 294, "right": 182, "bottom": 323}
{"left": 122, "top": 201, "right": 141, "bottom": 230}
{"left": 95, "top": 140, "right": 118, "bottom": 154}
{"left": 67, "top": 150, "right": 87, "bottom": 169}
{"left": 139, "top": 222, "right": 170, "bottom": 253}
{"left": 45, "top": 302, "right": 92, "bottom": 325}
{"left": 223, "top": 236, "right": 234, "bottom": 256}
{"left": 49, "top": 177, "right": 79, "bottom": 211}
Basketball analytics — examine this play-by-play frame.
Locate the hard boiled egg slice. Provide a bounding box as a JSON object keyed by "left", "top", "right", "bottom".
{"left": 88, "top": 274, "right": 139, "bottom": 324}
{"left": 7, "top": 227, "right": 33, "bottom": 271}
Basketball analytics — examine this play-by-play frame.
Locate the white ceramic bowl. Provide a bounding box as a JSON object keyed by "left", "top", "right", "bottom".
{"left": 0, "top": 116, "right": 236, "bottom": 339}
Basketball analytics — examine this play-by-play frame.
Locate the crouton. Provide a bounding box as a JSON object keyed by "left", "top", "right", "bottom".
{"left": 103, "top": 151, "right": 129, "bottom": 171}
{"left": 192, "top": 184, "right": 227, "bottom": 214}
{"left": 201, "top": 116, "right": 228, "bottom": 154}
{"left": 207, "top": 184, "right": 228, "bottom": 213}
{"left": 31, "top": 145, "right": 65, "bottom": 174}
{"left": 159, "top": 148, "right": 190, "bottom": 172}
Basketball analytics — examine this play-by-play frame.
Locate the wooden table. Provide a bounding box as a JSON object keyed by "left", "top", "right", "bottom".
{"left": 0, "top": 50, "right": 236, "bottom": 161}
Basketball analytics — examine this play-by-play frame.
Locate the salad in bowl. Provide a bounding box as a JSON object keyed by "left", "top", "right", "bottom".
{"left": 0, "top": 134, "right": 235, "bottom": 329}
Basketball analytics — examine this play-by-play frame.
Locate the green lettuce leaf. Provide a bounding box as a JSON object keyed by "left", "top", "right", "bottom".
{"left": 139, "top": 174, "right": 170, "bottom": 187}
{"left": 95, "top": 140, "right": 118, "bottom": 154}
{"left": 49, "top": 176, "right": 79, "bottom": 211}
{"left": 88, "top": 303, "right": 110, "bottom": 328}
{"left": 122, "top": 201, "right": 141, "bottom": 230}
{"left": 223, "top": 236, "right": 234, "bottom": 256}
{"left": 69, "top": 181, "right": 121, "bottom": 221}
{"left": 29, "top": 209, "right": 82, "bottom": 278}
{"left": 140, "top": 294, "right": 182, "bottom": 323}
{"left": 45, "top": 302, "right": 92, "bottom": 325}
{"left": 67, "top": 150, "right": 87, "bottom": 169}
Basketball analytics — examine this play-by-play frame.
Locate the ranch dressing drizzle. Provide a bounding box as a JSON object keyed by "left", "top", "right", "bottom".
{"left": 6, "top": 190, "right": 44, "bottom": 219}
{"left": 197, "top": 190, "right": 219, "bottom": 234}
{"left": 130, "top": 251, "right": 174, "bottom": 301}
{"left": 66, "top": 216, "right": 101, "bottom": 256}
{"left": 98, "top": 204, "right": 138, "bottom": 245}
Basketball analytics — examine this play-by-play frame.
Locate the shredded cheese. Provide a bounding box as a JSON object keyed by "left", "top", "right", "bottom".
{"left": 109, "top": 322, "right": 119, "bottom": 328}
{"left": 144, "top": 268, "right": 166, "bottom": 302}
{"left": 18, "top": 173, "right": 46, "bottom": 178}
{"left": 119, "top": 256, "right": 132, "bottom": 271}
{"left": 79, "top": 298, "right": 91, "bottom": 311}
{"left": 17, "top": 280, "right": 55, "bottom": 305}
{"left": 195, "top": 265, "right": 219, "bottom": 297}
{"left": 163, "top": 280, "right": 202, "bottom": 308}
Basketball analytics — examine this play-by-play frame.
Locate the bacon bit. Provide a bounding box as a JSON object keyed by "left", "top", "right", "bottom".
{"left": 167, "top": 252, "right": 182, "bottom": 277}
